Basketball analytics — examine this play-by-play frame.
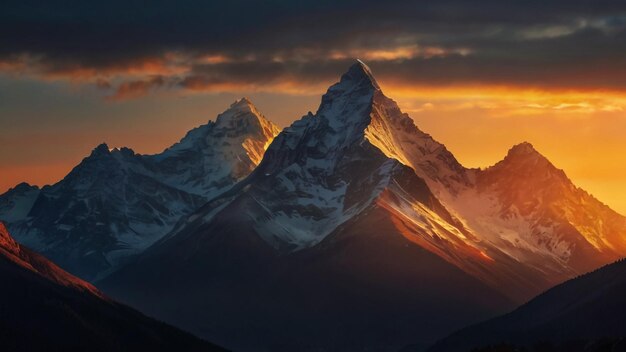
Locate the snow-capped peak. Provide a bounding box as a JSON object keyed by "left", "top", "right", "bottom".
{"left": 229, "top": 96, "right": 255, "bottom": 110}
{"left": 262, "top": 60, "right": 469, "bottom": 198}
{"left": 214, "top": 97, "right": 274, "bottom": 132}
{"left": 142, "top": 96, "right": 281, "bottom": 197}
{"left": 340, "top": 60, "right": 380, "bottom": 90}
{"left": 342, "top": 60, "right": 470, "bottom": 195}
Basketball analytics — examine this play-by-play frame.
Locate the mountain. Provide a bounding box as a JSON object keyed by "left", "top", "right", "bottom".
{"left": 145, "top": 97, "right": 280, "bottom": 195}
{"left": 101, "top": 61, "right": 514, "bottom": 352}
{"left": 428, "top": 258, "right": 626, "bottom": 352}
{"left": 0, "top": 98, "right": 280, "bottom": 280}
{"left": 0, "top": 222, "right": 227, "bottom": 352}
{"left": 445, "top": 142, "right": 626, "bottom": 294}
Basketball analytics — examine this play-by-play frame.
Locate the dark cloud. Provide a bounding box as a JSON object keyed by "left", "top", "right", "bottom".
{"left": 2, "top": 0, "right": 626, "bottom": 94}
{"left": 107, "top": 76, "right": 165, "bottom": 101}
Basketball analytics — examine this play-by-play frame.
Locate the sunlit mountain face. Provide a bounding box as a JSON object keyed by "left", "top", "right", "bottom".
{"left": 2, "top": 1, "right": 626, "bottom": 352}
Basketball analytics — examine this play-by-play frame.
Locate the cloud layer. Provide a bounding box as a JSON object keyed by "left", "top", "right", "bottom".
{"left": 2, "top": 0, "right": 626, "bottom": 98}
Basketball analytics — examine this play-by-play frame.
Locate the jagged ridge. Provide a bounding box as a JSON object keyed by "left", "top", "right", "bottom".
{"left": 0, "top": 98, "right": 280, "bottom": 280}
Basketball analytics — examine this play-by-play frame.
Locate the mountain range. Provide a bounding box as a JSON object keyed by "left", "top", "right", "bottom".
{"left": 1, "top": 60, "right": 625, "bottom": 351}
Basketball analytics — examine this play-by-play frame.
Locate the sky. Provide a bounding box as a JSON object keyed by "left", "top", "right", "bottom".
{"left": 1, "top": 0, "right": 626, "bottom": 214}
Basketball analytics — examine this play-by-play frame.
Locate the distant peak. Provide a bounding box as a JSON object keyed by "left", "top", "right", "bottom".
{"left": 507, "top": 142, "right": 540, "bottom": 157}
{"left": 230, "top": 97, "right": 254, "bottom": 110}
{"left": 112, "top": 146, "right": 135, "bottom": 156}
{"left": 216, "top": 97, "right": 272, "bottom": 128}
{"left": 340, "top": 60, "right": 380, "bottom": 90}
{"left": 90, "top": 143, "right": 110, "bottom": 156}
{"left": 12, "top": 182, "right": 38, "bottom": 191}
{"left": 218, "top": 97, "right": 260, "bottom": 119}
{"left": 499, "top": 142, "right": 556, "bottom": 169}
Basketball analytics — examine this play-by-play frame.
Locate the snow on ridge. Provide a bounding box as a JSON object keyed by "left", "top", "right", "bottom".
{"left": 232, "top": 61, "right": 455, "bottom": 250}
{"left": 0, "top": 97, "right": 281, "bottom": 280}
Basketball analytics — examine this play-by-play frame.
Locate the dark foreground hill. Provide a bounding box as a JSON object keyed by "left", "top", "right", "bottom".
{"left": 0, "top": 222, "right": 227, "bottom": 352}
{"left": 428, "top": 258, "right": 626, "bottom": 352}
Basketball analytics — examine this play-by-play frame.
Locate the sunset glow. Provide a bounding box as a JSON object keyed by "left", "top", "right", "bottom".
{"left": 3, "top": 76, "right": 625, "bottom": 215}
{"left": 1, "top": 1, "right": 625, "bottom": 215}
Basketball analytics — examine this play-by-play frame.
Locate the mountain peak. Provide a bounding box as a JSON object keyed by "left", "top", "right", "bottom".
{"left": 501, "top": 142, "right": 554, "bottom": 167}
{"left": 507, "top": 142, "right": 539, "bottom": 157}
{"left": 215, "top": 97, "right": 269, "bottom": 129}
{"left": 229, "top": 97, "right": 255, "bottom": 110}
{"left": 88, "top": 143, "right": 136, "bottom": 159}
{"left": 90, "top": 143, "right": 110, "bottom": 157}
{"left": 11, "top": 182, "right": 39, "bottom": 192}
{"left": 340, "top": 59, "right": 380, "bottom": 90}
{"left": 484, "top": 141, "right": 569, "bottom": 186}
{"left": 157, "top": 96, "right": 279, "bottom": 171}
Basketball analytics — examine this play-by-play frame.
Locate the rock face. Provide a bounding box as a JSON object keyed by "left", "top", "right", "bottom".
{"left": 0, "top": 98, "right": 279, "bottom": 280}
{"left": 0, "top": 222, "right": 227, "bottom": 352}
{"left": 428, "top": 258, "right": 626, "bottom": 352}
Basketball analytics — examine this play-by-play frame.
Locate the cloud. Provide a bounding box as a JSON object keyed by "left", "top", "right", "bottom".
{"left": 107, "top": 76, "right": 165, "bottom": 101}
{"left": 1, "top": 1, "right": 626, "bottom": 98}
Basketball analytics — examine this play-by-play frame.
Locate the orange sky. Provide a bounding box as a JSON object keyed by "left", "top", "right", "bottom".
{"left": 1, "top": 77, "right": 625, "bottom": 216}
{"left": 387, "top": 84, "right": 626, "bottom": 216}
